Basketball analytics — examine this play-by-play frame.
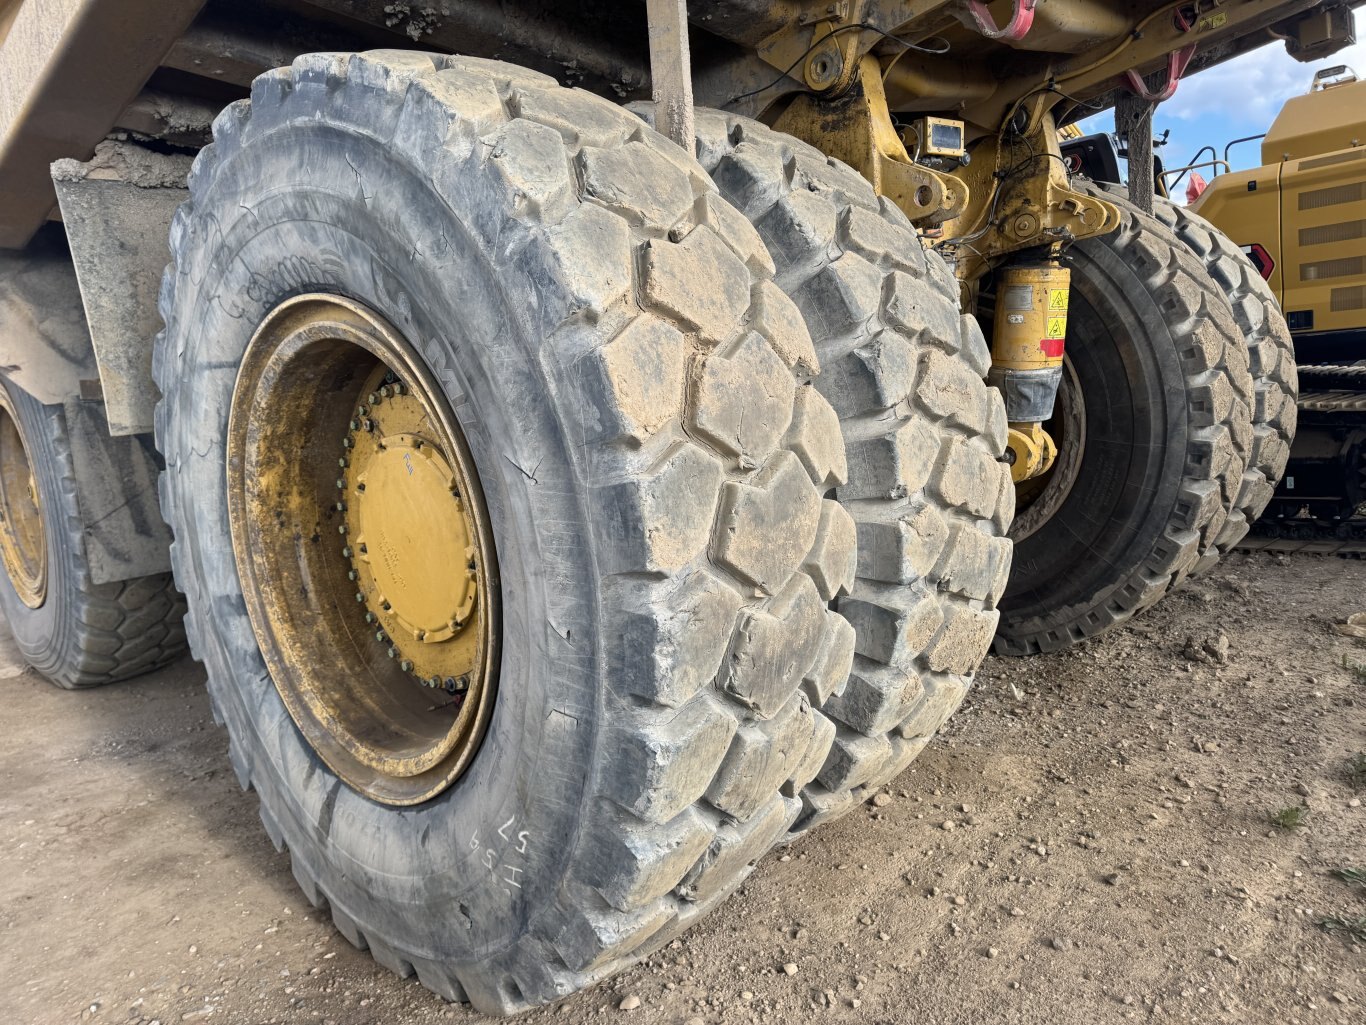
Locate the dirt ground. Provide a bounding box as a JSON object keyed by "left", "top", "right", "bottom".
{"left": 2, "top": 551, "right": 1364, "bottom": 1025}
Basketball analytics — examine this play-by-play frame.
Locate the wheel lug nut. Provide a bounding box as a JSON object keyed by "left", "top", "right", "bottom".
{"left": 338, "top": 457, "right": 348, "bottom": 468}
{"left": 362, "top": 419, "right": 375, "bottom": 432}
{"left": 338, "top": 524, "right": 347, "bottom": 534}
{"left": 400, "top": 659, "right": 413, "bottom": 672}
{"left": 348, "top": 570, "right": 358, "bottom": 581}
{"left": 354, "top": 592, "right": 365, "bottom": 603}
{"left": 364, "top": 612, "right": 374, "bottom": 623}
{"left": 335, "top": 501, "right": 346, "bottom": 512}
{"left": 444, "top": 677, "right": 457, "bottom": 693}
{"left": 335, "top": 478, "right": 345, "bottom": 490}
{"left": 379, "top": 386, "right": 391, "bottom": 399}
{"left": 342, "top": 546, "right": 352, "bottom": 558}
{"left": 349, "top": 420, "right": 359, "bottom": 431}
{"left": 342, "top": 437, "right": 353, "bottom": 449}
{"left": 368, "top": 392, "right": 379, "bottom": 405}
{"left": 387, "top": 646, "right": 397, "bottom": 659}
{"left": 455, "top": 676, "right": 469, "bottom": 693}
{"left": 375, "top": 630, "right": 387, "bottom": 643}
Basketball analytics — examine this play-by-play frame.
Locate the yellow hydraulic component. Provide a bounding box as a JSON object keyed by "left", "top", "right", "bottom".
{"left": 991, "top": 262, "right": 1071, "bottom": 372}
{"left": 773, "top": 55, "right": 968, "bottom": 226}
{"left": 1005, "top": 422, "right": 1058, "bottom": 483}
{"left": 990, "top": 262, "right": 1071, "bottom": 481}
{"left": 0, "top": 384, "right": 45, "bottom": 609}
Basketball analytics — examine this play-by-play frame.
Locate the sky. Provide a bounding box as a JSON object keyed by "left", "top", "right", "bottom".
{"left": 1077, "top": 7, "right": 1366, "bottom": 190}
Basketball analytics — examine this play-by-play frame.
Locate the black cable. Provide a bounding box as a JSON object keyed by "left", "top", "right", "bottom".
{"left": 727, "top": 23, "right": 950, "bottom": 106}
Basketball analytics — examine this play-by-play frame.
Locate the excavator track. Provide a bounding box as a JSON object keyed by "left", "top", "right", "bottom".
{"left": 1241, "top": 365, "right": 1366, "bottom": 557}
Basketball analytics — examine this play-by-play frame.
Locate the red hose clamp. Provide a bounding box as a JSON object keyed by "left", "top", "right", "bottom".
{"left": 961, "top": 0, "right": 1037, "bottom": 42}
{"left": 1123, "top": 43, "right": 1197, "bottom": 102}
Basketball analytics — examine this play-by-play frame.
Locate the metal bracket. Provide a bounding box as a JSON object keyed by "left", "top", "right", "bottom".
{"left": 937, "top": 107, "right": 1120, "bottom": 280}
{"left": 773, "top": 55, "right": 968, "bottom": 226}
{"left": 646, "top": 0, "right": 695, "bottom": 150}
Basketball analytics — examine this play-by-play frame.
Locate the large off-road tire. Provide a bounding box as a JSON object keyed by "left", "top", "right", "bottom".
{"left": 1140, "top": 189, "right": 1297, "bottom": 536}
{"left": 0, "top": 377, "right": 185, "bottom": 688}
{"left": 648, "top": 107, "right": 1013, "bottom": 833}
{"left": 1086, "top": 183, "right": 1297, "bottom": 552}
{"left": 155, "top": 52, "right": 856, "bottom": 1014}
{"left": 994, "top": 197, "right": 1254, "bottom": 654}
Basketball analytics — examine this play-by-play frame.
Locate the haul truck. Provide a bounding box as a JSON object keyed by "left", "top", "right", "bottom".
{"left": 0, "top": 0, "right": 1350, "bottom": 1013}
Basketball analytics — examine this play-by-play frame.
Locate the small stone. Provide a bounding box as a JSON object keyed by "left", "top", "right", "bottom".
{"left": 850, "top": 998, "right": 862, "bottom": 1009}
{"left": 987, "top": 947, "right": 1000, "bottom": 959}
{"left": 941, "top": 820, "right": 956, "bottom": 831}
{"left": 782, "top": 963, "right": 799, "bottom": 976}
{"left": 1349, "top": 798, "right": 1361, "bottom": 808}
{"left": 1010, "top": 908, "right": 1025, "bottom": 917}
{"left": 1332, "top": 992, "right": 1349, "bottom": 1004}
{"left": 871, "top": 793, "right": 893, "bottom": 808}
{"left": 619, "top": 995, "right": 641, "bottom": 1011}
{"left": 741, "top": 991, "right": 754, "bottom": 1001}
{"left": 1104, "top": 873, "right": 1121, "bottom": 886}
{"left": 1051, "top": 937, "right": 1073, "bottom": 951}
{"left": 953, "top": 895, "right": 967, "bottom": 906}
{"left": 859, "top": 914, "right": 874, "bottom": 926}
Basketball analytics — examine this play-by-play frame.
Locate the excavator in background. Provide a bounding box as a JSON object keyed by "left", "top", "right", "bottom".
{"left": 1187, "top": 65, "right": 1366, "bottom": 548}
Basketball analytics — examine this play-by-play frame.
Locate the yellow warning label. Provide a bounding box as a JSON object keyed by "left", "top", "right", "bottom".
{"left": 1046, "top": 316, "right": 1068, "bottom": 339}
{"left": 1047, "top": 288, "right": 1070, "bottom": 312}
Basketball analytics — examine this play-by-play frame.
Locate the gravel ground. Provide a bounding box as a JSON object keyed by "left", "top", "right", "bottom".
{"left": 2, "top": 551, "right": 1364, "bottom": 1025}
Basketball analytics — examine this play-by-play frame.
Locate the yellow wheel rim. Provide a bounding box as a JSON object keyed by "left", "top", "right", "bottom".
{"left": 226, "top": 295, "right": 499, "bottom": 805}
{"left": 0, "top": 387, "right": 46, "bottom": 609}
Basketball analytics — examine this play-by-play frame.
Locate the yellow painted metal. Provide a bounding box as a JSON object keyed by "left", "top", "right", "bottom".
{"left": 0, "top": 382, "right": 45, "bottom": 608}
{"left": 938, "top": 108, "right": 1120, "bottom": 282}
{"left": 773, "top": 54, "right": 967, "bottom": 226}
{"left": 343, "top": 366, "right": 481, "bottom": 684}
{"left": 1005, "top": 421, "right": 1058, "bottom": 483}
{"left": 226, "top": 294, "right": 498, "bottom": 806}
{"left": 991, "top": 263, "right": 1071, "bottom": 372}
{"left": 1193, "top": 68, "right": 1366, "bottom": 337}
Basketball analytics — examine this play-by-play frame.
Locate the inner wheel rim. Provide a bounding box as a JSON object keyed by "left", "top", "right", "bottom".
{"left": 0, "top": 388, "right": 46, "bottom": 609}
{"left": 227, "top": 294, "right": 499, "bottom": 805}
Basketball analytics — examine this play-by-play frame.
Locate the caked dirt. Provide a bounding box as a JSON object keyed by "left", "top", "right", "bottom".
{"left": 2, "top": 551, "right": 1364, "bottom": 1025}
